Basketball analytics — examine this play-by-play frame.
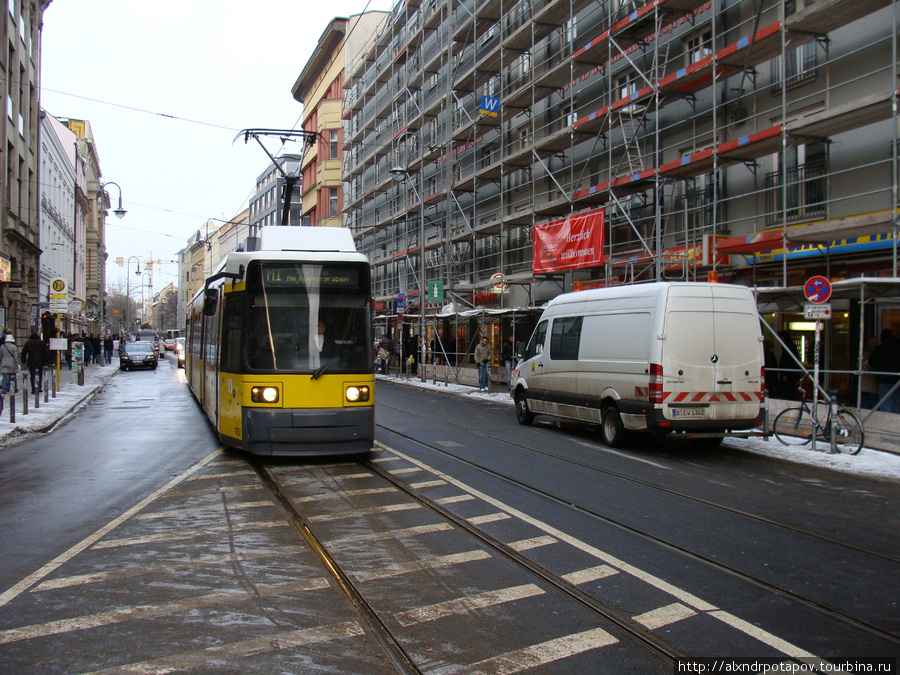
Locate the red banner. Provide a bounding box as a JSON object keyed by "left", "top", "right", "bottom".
{"left": 533, "top": 208, "right": 605, "bottom": 274}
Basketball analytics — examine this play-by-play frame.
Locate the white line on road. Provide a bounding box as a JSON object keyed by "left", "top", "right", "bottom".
{"left": 0, "top": 448, "right": 224, "bottom": 610}
{"left": 395, "top": 583, "right": 545, "bottom": 627}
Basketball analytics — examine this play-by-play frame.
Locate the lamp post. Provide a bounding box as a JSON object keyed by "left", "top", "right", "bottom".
{"left": 140, "top": 272, "right": 151, "bottom": 326}
{"left": 391, "top": 163, "right": 427, "bottom": 382}
{"left": 100, "top": 181, "right": 127, "bottom": 220}
{"left": 126, "top": 256, "right": 141, "bottom": 334}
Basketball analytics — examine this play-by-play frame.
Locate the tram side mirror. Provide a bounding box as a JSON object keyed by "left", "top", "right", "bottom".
{"left": 202, "top": 288, "right": 218, "bottom": 316}
{"left": 516, "top": 341, "right": 526, "bottom": 359}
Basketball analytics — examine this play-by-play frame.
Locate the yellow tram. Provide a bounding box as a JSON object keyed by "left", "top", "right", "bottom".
{"left": 185, "top": 226, "right": 374, "bottom": 456}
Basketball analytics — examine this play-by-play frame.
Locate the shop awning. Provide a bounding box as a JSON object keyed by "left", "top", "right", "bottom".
{"left": 716, "top": 229, "right": 785, "bottom": 254}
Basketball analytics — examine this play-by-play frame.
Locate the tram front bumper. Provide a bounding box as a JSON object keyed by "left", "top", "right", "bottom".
{"left": 241, "top": 406, "right": 375, "bottom": 456}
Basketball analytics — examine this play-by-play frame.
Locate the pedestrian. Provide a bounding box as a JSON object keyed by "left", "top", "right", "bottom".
{"left": 868, "top": 329, "right": 900, "bottom": 414}
{"left": 81, "top": 333, "right": 93, "bottom": 367}
{"left": 378, "top": 345, "right": 390, "bottom": 374}
{"left": 501, "top": 334, "right": 515, "bottom": 389}
{"left": 0, "top": 333, "right": 20, "bottom": 396}
{"left": 104, "top": 335, "right": 114, "bottom": 364}
{"left": 20, "top": 333, "right": 50, "bottom": 393}
{"left": 474, "top": 336, "right": 492, "bottom": 391}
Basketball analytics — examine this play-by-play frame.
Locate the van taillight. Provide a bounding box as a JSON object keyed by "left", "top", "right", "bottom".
{"left": 649, "top": 363, "right": 663, "bottom": 404}
{"left": 760, "top": 366, "right": 766, "bottom": 397}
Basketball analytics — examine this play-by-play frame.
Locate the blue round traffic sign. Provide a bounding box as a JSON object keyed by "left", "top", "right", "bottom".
{"left": 804, "top": 276, "right": 831, "bottom": 303}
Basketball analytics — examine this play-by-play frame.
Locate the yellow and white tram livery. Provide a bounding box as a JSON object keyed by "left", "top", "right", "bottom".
{"left": 186, "top": 226, "right": 374, "bottom": 456}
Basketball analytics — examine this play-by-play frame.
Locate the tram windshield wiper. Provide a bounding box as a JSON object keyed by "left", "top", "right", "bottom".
{"left": 311, "top": 342, "right": 349, "bottom": 380}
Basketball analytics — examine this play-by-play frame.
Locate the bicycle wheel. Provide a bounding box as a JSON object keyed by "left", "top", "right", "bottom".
{"left": 773, "top": 407, "right": 814, "bottom": 446}
{"left": 831, "top": 409, "right": 865, "bottom": 455}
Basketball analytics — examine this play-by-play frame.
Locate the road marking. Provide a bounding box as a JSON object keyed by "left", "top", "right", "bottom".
{"left": 562, "top": 565, "right": 619, "bottom": 585}
{"left": 291, "top": 487, "right": 398, "bottom": 503}
{"left": 388, "top": 467, "right": 421, "bottom": 475}
{"left": 467, "top": 512, "right": 512, "bottom": 525}
{"left": 395, "top": 583, "right": 545, "bottom": 627}
{"left": 186, "top": 469, "right": 256, "bottom": 481}
{"left": 409, "top": 479, "right": 447, "bottom": 489}
{"left": 0, "top": 577, "right": 331, "bottom": 645}
{"left": 436, "top": 494, "right": 476, "bottom": 505}
{"left": 92, "top": 520, "right": 288, "bottom": 549}
{"left": 136, "top": 500, "right": 273, "bottom": 519}
{"left": 509, "top": 536, "right": 557, "bottom": 551}
{"left": 633, "top": 603, "right": 697, "bottom": 629}
{"left": 0, "top": 448, "right": 224, "bottom": 610}
{"left": 306, "top": 502, "right": 422, "bottom": 523}
{"left": 465, "top": 627, "right": 618, "bottom": 674}
{"left": 353, "top": 550, "right": 491, "bottom": 582}
{"left": 30, "top": 549, "right": 307, "bottom": 592}
{"left": 83, "top": 621, "right": 366, "bottom": 675}
{"left": 376, "top": 441, "right": 823, "bottom": 662}
{"left": 329, "top": 523, "right": 454, "bottom": 548}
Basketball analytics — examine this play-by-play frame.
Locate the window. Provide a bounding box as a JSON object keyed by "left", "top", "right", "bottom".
{"left": 550, "top": 316, "right": 582, "bottom": 360}
{"left": 771, "top": 41, "right": 817, "bottom": 90}
{"left": 685, "top": 29, "right": 712, "bottom": 66}
{"left": 329, "top": 129, "right": 339, "bottom": 159}
{"left": 526, "top": 320, "right": 547, "bottom": 359}
{"left": 329, "top": 188, "right": 339, "bottom": 217}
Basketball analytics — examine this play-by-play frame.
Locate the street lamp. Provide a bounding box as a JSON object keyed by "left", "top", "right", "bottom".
{"left": 390, "top": 159, "right": 426, "bottom": 382}
{"left": 126, "top": 256, "right": 141, "bottom": 333}
{"left": 100, "top": 181, "right": 127, "bottom": 219}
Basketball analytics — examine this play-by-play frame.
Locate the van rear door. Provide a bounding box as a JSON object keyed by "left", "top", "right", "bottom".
{"left": 661, "top": 287, "right": 762, "bottom": 423}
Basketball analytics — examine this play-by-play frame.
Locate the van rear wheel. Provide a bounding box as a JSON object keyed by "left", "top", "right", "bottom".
{"left": 515, "top": 391, "right": 534, "bottom": 425}
{"left": 601, "top": 406, "right": 628, "bottom": 447}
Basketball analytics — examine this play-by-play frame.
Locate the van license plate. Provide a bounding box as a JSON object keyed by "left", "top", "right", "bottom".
{"left": 672, "top": 408, "right": 706, "bottom": 418}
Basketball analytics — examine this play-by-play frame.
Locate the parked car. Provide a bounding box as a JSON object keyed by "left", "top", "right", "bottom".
{"left": 120, "top": 342, "right": 158, "bottom": 371}
{"left": 175, "top": 337, "right": 186, "bottom": 368}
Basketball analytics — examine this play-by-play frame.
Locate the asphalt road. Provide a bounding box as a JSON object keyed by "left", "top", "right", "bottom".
{"left": 0, "top": 361, "right": 896, "bottom": 672}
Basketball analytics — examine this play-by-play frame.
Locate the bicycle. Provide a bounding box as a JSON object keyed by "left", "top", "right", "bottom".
{"left": 772, "top": 389, "right": 864, "bottom": 455}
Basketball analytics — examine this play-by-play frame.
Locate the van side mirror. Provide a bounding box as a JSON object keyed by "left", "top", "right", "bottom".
{"left": 202, "top": 288, "right": 218, "bottom": 316}
{"left": 516, "top": 341, "right": 526, "bottom": 359}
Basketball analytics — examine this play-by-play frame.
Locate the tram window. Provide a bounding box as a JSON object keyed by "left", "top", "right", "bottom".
{"left": 243, "top": 261, "right": 373, "bottom": 373}
{"left": 221, "top": 294, "right": 243, "bottom": 372}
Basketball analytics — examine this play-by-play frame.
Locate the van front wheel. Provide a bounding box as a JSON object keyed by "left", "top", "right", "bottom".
{"left": 515, "top": 391, "right": 534, "bottom": 426}
{"left": 601, "top": 406, "right": 628, "bottom": 447}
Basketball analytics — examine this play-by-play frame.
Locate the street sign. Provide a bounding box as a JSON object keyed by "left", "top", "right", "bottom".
{"left": 396, "top": 292, "right": 405, "bottom": 310}
{"left": 804, "top": 303, "right": 832, "bottom": 320}
{"left": 49, "top": 277, "right": 68, "bottom": 313}
{"left": 804, "top": 275, "right": 832, "bottom": 303}
{"left": 397, "top": 313, "right": 403, "bottom": 325}
{"left": 427, "top": 280, "right": 444, "bottom": 303}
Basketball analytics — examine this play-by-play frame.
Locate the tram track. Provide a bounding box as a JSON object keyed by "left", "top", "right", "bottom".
{"left": 375, "top": 401, "right": 900, "bottom": 648}
{"left": 249, "top": 453, "right": 683, "bottom": 672}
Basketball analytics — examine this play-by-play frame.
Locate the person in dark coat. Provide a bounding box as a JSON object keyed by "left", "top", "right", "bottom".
{"left": 21, "top": 333, "right": 50, "bottom": 392}
{"left": 763, "top": 340, "right": 780, "bottom": 398}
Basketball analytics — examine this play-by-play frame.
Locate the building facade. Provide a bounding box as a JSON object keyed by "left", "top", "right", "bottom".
{"left": 249, "top": 157, "right": 301, "bottom": 237}
{"left": 342, "top": 0, "right": 900, "bottom": 387}
{"left": 38, "top": 110, "right": 76, "bottom": 336}
{"left": 1, "top": 0, "right": 51, "bottom": 336}
{"left": 294, "top": 13, "right": 387, "bottom": 229}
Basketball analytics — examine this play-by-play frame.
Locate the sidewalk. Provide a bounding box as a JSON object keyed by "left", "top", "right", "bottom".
{"left": 0, "top": 361, "right": 120, "bottom": 446}
{"left": 377, "top": 373, "right": 900, "bottom": 481}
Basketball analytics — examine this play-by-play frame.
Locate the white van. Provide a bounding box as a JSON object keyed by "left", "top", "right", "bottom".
{"left": 512, "top": 282, "right": 765, "bottom": 447}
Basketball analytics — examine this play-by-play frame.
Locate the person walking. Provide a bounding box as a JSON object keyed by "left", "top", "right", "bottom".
{"left": 0, "top": 333, "right": 20, "bottom": 397}
{"left": 104, "top": 335, "right": 114, "bottom": 364}
{"left": 501, "top": 335, "right": 515, "bottom": 390}
{"left": 868, "top": 329, "right": 900, "bottom": 414}
{"left": 20, "top": 333, "right": 50, "bottom": 392}
{"left": 474, "top": 336, "right": 493, "bottom": 391}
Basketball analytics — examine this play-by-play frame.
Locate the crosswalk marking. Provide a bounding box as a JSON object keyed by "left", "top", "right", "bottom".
{"left": 562, "top": 565, "right": 619, "bottom": 585}
{"left": 137, "top": 501, "right": 272, "bottom": 519}
{"left": 467, "top": 512, "right": 511, "bottom": 525}
{"left": 306, "top": 502, "right": 421, "bottom": 523}
{"left": 465, "top": 627, "right": 619, "bottom": 674}
{"left": 633, "top": 603, "right": 697, "bottom": 629}
{"left": 509, "top": 536, "right": 557, "bottom": 551}
{"left": 353, "top": 550, "right": 491, "bottom": 582}
{"left": 395, "top": 583, "right": 545, "bottom": 627}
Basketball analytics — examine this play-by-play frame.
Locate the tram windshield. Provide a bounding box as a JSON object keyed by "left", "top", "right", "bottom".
{"left": 241, "top": 261, "right": 372, "bottom": 374}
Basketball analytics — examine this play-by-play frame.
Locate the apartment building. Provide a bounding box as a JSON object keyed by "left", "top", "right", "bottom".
{"left": 294, "top": 13, "right": 387, "bottom": 229}
{"left": 343, "top": 0, "right": 899, "bottom": 380}
{"left": 249, "top": 156, "right": 301, "bottom": 236}
{"left": 1, "top": 0, "right": 51, "bottom": 336}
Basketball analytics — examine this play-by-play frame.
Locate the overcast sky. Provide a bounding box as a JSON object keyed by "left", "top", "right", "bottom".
{"left": 40, "top": 0, "right": 393, "bottom": 299}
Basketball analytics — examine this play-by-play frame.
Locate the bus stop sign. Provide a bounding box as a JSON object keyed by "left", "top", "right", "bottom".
{"left": 804, "top": 276, "right": 832, "bottom": 304}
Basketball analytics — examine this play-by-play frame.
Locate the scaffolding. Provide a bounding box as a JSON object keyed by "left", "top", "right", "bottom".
{"left": 342, "top": 0, "right": 900, "bottom": 350}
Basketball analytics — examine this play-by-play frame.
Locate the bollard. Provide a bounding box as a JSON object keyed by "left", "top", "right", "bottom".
{"left": 22, "top": 384, "right": 27, "bottom": 415}
{"left": 34, "top": 383, "right": 39, "bottom": 409}
{"left": 51, "top": 368, "right": 57, "bottom": 398}
{"left": 9, "top": 392, "right": 14, "bottom": 423}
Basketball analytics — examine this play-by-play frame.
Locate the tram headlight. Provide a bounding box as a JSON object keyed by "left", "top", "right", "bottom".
{"left": 251, "top": 386, "right": 280, "bottom": 403}
{"left": 345, "top": 385, "right": 370, "bottom": 403}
